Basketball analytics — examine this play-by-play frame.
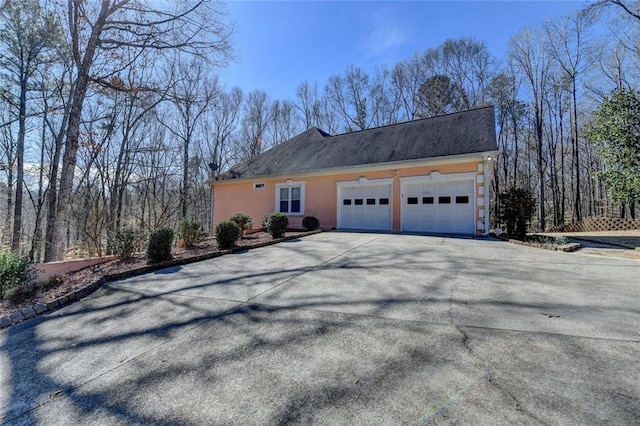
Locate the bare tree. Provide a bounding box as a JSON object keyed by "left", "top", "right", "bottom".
{"left": 325, "top": 65, "right": 372, "bottom": 131}
{"left": 509, "top": 27, "right": 552, "bottom": 230}
{"left": 391, "top": 53, "right": 426, "bottom": 121}
{"left": 545, "top": 12, "right": 592, "bottom": 222}
{"left": 45, "top": 0, "right": 233, "bottom": 261}
{"left": 295, "top": 80, "right": 321, "bottom": 130}
{"left": 270, "top": 99, "right": 300, "bottom": 145}
{"left": 584, "top": 0, "right": 640, "bottom": 22}
{"left": 369, "top": 65, "right": 400, "bottom": 127}
{"left": 205, "top": 86, "right": 243, "bottom": 180}
{"left": 160, "top": 57, "right": 216, "bottom": 220}
{"left": 0, "top": 102, "right": 15, "bottom": 248}
{"left": 240, "top": 90, "right": 272, "bottom": 159}
{"left": 438, "top": 37, "right": 495, "bottom": 110}
{"left": 0, "top": 0, "right": 59, "bottom": 251}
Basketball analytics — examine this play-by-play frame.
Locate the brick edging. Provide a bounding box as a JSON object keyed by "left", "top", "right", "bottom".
{"left": 0, "top": 230, "right": 322, "bottom": 329}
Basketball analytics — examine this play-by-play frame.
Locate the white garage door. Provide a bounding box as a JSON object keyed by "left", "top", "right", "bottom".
{"left": 338, "top": 183, "right": 392, "bottom": 231}
{"left": 402, "top": 180, "right": 475, "bottom": 234}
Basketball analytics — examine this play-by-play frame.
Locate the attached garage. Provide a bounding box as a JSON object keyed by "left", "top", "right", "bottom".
{"left": 337, "top": 178, "right": 393, "bottom": 231}
{"left": 401, "top": 173, "right": 476, "bottom": 234}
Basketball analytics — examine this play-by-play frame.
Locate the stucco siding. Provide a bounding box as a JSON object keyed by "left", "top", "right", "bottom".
{"left": 212, "top": 159, "right": 489, "bottom": 234}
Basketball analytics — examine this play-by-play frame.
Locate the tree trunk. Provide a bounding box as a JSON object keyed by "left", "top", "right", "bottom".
{"left": 43, "top": 125, "right": 64, "bottom": 261}
{"left": 3, "top": 163, "right": 13, "bottom": 247}
{"left": 571, "top": 84, "right": 581, "bottom": 222}
{"left": 29, "top": 98, "right": 49, "bottom": 262}
{"left": 535, "top": 107, "right": 546, "bottom": 231}
{"left": 11, "top": 79, "right": 27, "bottom": 251}
{"left": 46, "top": 1, "right": 109, "bottom": 261}
{"left": 181, "top": 133, "right": 189, "bottom": 220}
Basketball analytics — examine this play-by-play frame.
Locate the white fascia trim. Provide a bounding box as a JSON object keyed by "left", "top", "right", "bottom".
{"left": 336, "top": 177, "right": 395, "bottom": 187}
{"left": 399, "top": 171, "right": 477, "bottom": 184}
{"left": 275, "top": 180, "right": 305, "bottom": 216}
{"left": 213, "top": 151, "right": 497, "bottom": 186}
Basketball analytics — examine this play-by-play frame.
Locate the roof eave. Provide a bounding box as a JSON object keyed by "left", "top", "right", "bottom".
{"left": 212, "top": 150, "right": 498, "bottom": 186}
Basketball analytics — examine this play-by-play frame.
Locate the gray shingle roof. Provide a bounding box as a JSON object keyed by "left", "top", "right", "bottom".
{"left": 220, "top": 106, "right": 497, "bottom": 180}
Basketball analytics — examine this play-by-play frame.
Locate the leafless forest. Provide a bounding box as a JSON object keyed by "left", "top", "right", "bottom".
{"left": 1, "top": 0, "right": 638, "bottom": 261}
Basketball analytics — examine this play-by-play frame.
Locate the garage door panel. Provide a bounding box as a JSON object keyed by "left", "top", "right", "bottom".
{"left": 339, "top": 183, "right": 392, "bottom": 231}
{"left": 402, "top": 180, "right": 474, "bottom": 234}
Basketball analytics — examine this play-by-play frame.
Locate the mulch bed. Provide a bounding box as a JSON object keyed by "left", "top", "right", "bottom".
{"left": 0, "top": 230, "right": 317, "bottom": 323}
{"left": 490, "top": 232, "right": 581, "bottom": 252}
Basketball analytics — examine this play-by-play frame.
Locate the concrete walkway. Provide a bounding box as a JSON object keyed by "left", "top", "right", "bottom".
{"left": 1, "top": 232, "right": 639, "bottom": 425}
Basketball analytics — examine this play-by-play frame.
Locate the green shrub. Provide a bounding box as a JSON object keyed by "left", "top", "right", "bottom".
{"left": 0, "top": 251, "right": 36, "bottom": 300}
{"left": 180, "top": 219, "right": 207, "bottom": 248}
{"left": 115, "top": 228, "right": 145, "bottom": 259}
{"left": 267, "top": 212, "right": 289, "bottom": 239}
{"left": 260, "top": 213, "right": 272, "bottom": 229}
{"left": 216, "top": 220, "right": 241, "bottom": 249}
{"left": 499, "top": 187, "right": 536, "bottom": 240}
{"left": 147, "top": 227, "right": 174, "bottom": 264}
{"left": 229, "top": 213, "right": 253, "bottom": 232}
{"left": 302, "top": 216, "right": 320, "bottom": 231}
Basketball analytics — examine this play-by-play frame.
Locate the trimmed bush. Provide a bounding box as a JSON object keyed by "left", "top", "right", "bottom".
{"left": 0, "top": 251, "right": 36, "bottom": 300}
{"left": 267, "top": 212, "right": 289, "bottom": 239}
{"left": 229, "top": 213, "right": 253, "bottom": 232}
{"left": 115, "top": 228, "right": 145, "bottom": 259}
{"left": 180, "top": 219, "right": 207, "bottom": 248}
{"left": 302, "top": 216, "right": 320, "bottom": 231}
{"left": 216, "top": 220, "right": 242, "bottom": 249}
{"left": 147, "top": 227, "right": 174, "bottom": 264}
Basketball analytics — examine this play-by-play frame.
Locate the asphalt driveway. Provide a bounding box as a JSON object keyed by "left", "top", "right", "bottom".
{"left": 1, "top": 232, "right": 639, "bottom": 425}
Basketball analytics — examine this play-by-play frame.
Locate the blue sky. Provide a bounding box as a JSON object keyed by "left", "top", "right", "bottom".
{"left": 219, "top": 1, "right": 586, "bottom": 99}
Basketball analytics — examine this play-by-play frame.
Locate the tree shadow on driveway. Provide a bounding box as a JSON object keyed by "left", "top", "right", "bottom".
{"left": 2, "top": 238, "right": 639, "bottom": 424}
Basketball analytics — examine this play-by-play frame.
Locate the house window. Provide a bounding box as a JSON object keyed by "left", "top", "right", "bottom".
{"left": 275, "top": 181, "right": 305, "bottom": 215}
{"left": 439, "top": 196, "right": 451, "bottom": 204}
{"left": 354, "top": 199, "right": 364, "bottom": 205}
{"left": 379, "top": 198, "right": 389, "bottom": 205}
{"left": 366, "top": 198, "right": 376, "bottom": 205}
{"left": 407, "top": 197, "right": 418, "bottom": 205}
{"left": 456, "top": 196, "right": 469, "bottom": 204}
{"left": 422, "top": 197, "right": 434, "bottom": 204}
{"left": 254, "top": 182, "right": 265, "bottom": 190}
{"left": 343, "top": 199, "right": 352, "bottom": 205}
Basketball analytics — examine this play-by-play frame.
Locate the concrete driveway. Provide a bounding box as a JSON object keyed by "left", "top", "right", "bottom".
{"left": 1, "top": 232, "right": 639, "bottom": 425}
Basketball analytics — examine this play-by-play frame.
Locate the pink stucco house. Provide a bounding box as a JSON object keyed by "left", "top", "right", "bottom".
{"left": 211, "top": 106, "right": 498, "bottom": 235}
